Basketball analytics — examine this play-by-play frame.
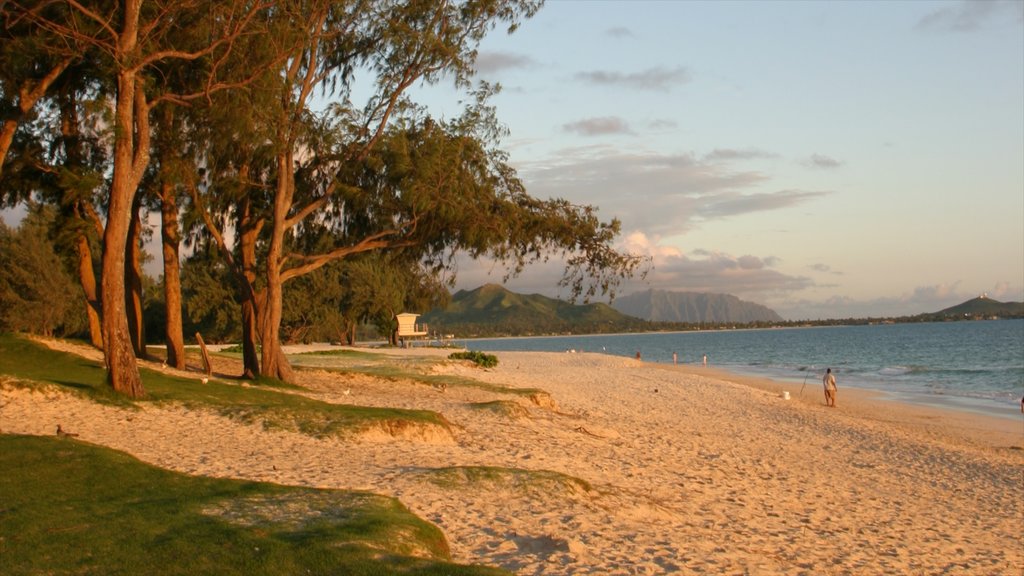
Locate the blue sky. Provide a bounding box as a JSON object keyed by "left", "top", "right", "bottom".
{"left": 431, "top": 0, "right": 1024, "bottom": 319}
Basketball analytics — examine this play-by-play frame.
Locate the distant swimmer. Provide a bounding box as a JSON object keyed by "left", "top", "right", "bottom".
{"left": 823, "top": 368, "right": 837, "bottom": 408}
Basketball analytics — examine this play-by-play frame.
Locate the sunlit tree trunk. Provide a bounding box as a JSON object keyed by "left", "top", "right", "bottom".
{"left": 102, "top": 66, "right": 146, "bottom": 397}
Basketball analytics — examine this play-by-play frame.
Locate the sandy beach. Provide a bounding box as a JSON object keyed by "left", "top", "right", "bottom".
{"left": 2, "top": 340, "right": 1022, "bottom": 575}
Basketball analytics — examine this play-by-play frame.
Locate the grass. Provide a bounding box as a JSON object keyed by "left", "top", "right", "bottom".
{"left": 467, "top": 400, "right": 530, "bottom": 419}
{"left": 0, "top": 334, "right": 449, "bottom": 439}
{"left": 0, "top": 434, "right": 510, "bottom": 576}
{"left": 420, "top": 466, "right": 593, "bottom": 497}
{"left": 289, "top": 349, "right": 548, "bottom": 400}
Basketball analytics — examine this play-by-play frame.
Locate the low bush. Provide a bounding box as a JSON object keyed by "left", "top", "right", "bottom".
{"left": 448, "top": 350, "right": 498, "bottom": 368}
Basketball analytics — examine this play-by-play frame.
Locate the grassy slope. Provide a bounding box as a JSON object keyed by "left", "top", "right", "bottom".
{"left": 0, "top": 435, "right": 507, "bottom": 576}
{"left": 0, "top": 334, "right": 511, "bottom": 574}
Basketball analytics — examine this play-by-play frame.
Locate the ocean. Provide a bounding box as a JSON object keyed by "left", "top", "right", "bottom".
{"left": 458, "top": 319, "right": 1024, "bottom": 420}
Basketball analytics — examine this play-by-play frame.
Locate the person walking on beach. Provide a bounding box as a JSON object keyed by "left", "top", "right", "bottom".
{"left": 823, "top": 368, "right": 837, "bottom": 407}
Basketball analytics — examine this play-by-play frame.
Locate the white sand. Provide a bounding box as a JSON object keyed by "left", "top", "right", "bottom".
{"left": 2, "top": 340, "right": 1022, "bottom": 575}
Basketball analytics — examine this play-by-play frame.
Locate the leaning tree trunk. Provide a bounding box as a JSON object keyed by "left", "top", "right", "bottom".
{"left": 160, "top": 179, "right": 185, "bottom": 369}
{"left": 125, "top": 191, "right": 146, "bottom": 358}
{"left": 74, "top": 213, "right": 103, "bottom": 349}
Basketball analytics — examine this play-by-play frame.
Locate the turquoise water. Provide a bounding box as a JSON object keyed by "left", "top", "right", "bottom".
{"left": 462, "top": 319, "right": 1024, "bottom": 420}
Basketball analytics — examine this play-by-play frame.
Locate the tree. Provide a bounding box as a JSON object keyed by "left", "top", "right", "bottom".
{"left": 13, "top": 0, "right": 275, "bottom": 397}
{"left": 0, "top": 205, "right": 85, "bottom": 336}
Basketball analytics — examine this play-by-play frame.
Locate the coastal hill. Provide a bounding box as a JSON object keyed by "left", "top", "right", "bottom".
{"left": 421, "top": 284, "right": 785, "bottom": 337}
{"left": 611, "top": 289, "right": 783, "bottom": 323}
{"left": 421, "top": 284, "right": 649, "bottom": 337}
{"left": 932, "top": 295, "right": 1024, "bottom": 319}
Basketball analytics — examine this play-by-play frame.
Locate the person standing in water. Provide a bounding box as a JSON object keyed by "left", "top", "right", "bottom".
{"left": 823, "top": 368, "right": 837, "bottom": 407}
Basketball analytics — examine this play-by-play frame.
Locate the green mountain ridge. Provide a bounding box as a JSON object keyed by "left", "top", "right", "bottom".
{"left": 933, "top": 295, "right": 1024, "bottom": 318}
{"left": 421, "top": 284, "right": 649, "bottom": 337}
{"left": 611, "top": 289, "right": 783, "bottom": 323}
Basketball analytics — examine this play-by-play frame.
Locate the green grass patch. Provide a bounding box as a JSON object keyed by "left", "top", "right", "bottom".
{"left": 420, "top": 466, "right": 592, "bottom": 496}
{"left": 0, "top": 434, "right": 509, "bottom": 576}
{"left": 0, "top": 334, "right": 450, "bottom": 439}
{"left": 287, "top": 351, "right": 546, "bottom": 400}
{"left": 467, "top": 400, "right": 530, "bottom": 419}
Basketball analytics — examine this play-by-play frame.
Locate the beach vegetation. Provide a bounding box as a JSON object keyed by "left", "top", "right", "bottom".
{"left": 0, "top": 434, "right": 510, "bottom": 576}
{"left": 286, "top": 350, "right": 545, "bottom": 400}
{"left": 449, "top": 350, "right": 499, "bottom": 368}
{"left": 421, "top": 465, "right": 593, "bottom": 496}
{"left": 0, "top": 334, "right": 450, "bottom": 439}
{"left": 468, "top": 400, "right": 530, "bottom": 419}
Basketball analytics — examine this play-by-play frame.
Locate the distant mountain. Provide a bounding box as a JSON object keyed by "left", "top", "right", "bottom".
{"left": 933, "top": 295, "right": 1024, "bottom": 319}
{"left": 421, "top": 284, "right": 649, "bottom": 337}
{"left": 611, "top": 289, "right": 783, "bottom": 323}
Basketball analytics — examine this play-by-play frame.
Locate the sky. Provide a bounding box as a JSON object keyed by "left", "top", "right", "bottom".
{"left": 424, "top": 0, "right": 1024, "bottom": 320}
{"left": 3, "top": 0, "right": 1021, "bottom": 321}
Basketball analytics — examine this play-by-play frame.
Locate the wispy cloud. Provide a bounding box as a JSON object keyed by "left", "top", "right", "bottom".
{"left": 574, "top": 67, "right": 691, "bottom": 92}
{"left": 917, "top": 0, "right": 1023, "bottom": 32}
{"left": 618, "top": 236, "right": 815, "bottom": 296}
{"left": 518, "top": 146, "right": 829, "bottom": 237}
{"left": 562, "top": 116, "right": 633, "bottom": 136}
{"left": 474, "top": 51, "right": 537, "bottom": 75}
{"left": 809, "top": 263, "right": 842, "bottom": 275}
{"left": 802, "top": 154, "right": 843, "bottom": 169}
{"left": 704, "top": 148, "right": 779, "bottom": 162}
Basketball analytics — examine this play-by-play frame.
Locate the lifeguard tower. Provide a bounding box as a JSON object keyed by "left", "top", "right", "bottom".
{"left": 395, "top": 313, "right": 428, "bottom": 346}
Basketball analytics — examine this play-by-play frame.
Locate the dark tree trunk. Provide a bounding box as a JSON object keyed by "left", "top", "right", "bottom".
{"left": 160, "top": 179, "right": 185, "bottom": 368}
{"left": 125, "top": 190, "right": 146, "bottom": 358}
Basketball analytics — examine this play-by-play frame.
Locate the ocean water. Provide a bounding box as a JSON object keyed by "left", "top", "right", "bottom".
{"left": 460, "top": 319, "right": 1024, "bottom": 420}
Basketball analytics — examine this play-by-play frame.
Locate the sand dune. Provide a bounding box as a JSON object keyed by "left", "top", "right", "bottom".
{"left": 2, "top": 341, "right": 1021, "bottom": 575}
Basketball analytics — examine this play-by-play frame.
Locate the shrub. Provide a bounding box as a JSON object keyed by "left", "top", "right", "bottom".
{"left": 448, "top": 350, "right": 498, "bottom": 368}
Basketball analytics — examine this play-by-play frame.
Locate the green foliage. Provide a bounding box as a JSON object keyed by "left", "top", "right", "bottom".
{"left": 448, "top": 350, "right": 499, "bottom": 368}
{"left": 0, "top": 206, "right": 86, "bottom": 337}
{"left": 180, "top": 248, "right": 242, "bottom": 343}
{"left": 0, "top": 435, "right": 509, "bottom": 576}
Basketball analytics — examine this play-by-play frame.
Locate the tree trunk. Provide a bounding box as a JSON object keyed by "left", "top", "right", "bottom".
{"left": 238, "top": 197, "right": 262, "bottom": 379}
{"left": 75, "top": 231, "right": 104, "bottom": 349}
{"left": 160, "top": 179, "right": 185, "bottom": 369}
{"left": 125, "top": 190, "right": 146, "bottom": 358}
{"left": 260, "top": 154, "right": 294, "bottom": 382}
{"left": 103, "top": 90, "right": 145, "bottom": 396}
{"left": 102, "top": 10, "right": 147, "bottom": 397}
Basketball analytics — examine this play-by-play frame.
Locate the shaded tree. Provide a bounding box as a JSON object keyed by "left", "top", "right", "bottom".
{"left": 0, "top": 204, "right": 85, "bottom": 336}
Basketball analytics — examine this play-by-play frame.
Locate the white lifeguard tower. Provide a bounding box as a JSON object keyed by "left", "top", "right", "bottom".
{"left": 395, "top": 313, "right": 428, "bottom": 346}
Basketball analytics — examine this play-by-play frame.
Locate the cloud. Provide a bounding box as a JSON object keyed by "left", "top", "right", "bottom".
{"left": 809, "top": 263, "right": 842, "bottom": 275}
{"left": 562, "top": 116, "right": 633, "bottom": 136}
{"left": 917, "top": 0, "right": 1023, "bottom": 32}
{"left": 574, "top": 67, "right": 691, "bottom": 92}
{"left": 774, "top": 281, "right": 1024, "bottom": 320}
{"left": 704, "top": 148, "right": 778, "bottom": 162}
{"left": 649, "top": 118, "right": 679, "bottom": 131}
{"left": 613, "top": 235, "right": 814, "bottom": 298}
{"left": 606, "top": 26, "right": 634, "bottom": 38}
{"left": 802, "top": 154, "right": 843, "bottom": 169}
{"left": 474, "top": 51, "right": 537, "bottom": 75}
{"left": 517, "top": 146, "right": 829, "bottom": 237}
